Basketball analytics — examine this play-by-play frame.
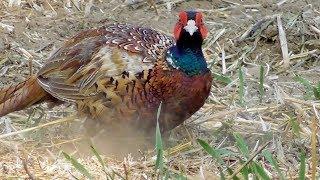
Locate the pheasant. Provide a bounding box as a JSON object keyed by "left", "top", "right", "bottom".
{"left": 0, "top": 11, "right": 212, "bottom": 132}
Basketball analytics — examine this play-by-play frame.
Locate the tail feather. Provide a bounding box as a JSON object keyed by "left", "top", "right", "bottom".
{"left": 0, "top": 79, "right": 32, "bottom": 104}
{"left": 0, "top": 76, "right": 48, "bottom": 117}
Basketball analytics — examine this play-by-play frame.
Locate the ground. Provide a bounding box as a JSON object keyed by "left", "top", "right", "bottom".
{"left": 0, "top": 0, "right": 319, "bottom": 179}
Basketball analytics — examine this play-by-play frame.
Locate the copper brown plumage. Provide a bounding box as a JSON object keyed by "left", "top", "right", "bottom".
{"left": 0, "top": 11, "right": 212, "bottom": 132}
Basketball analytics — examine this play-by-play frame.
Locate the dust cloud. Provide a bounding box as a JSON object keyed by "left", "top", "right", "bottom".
{"left": 60, "top": 118, "right": 156, "bottom": 160}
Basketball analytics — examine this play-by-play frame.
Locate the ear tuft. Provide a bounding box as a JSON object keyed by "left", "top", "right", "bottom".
{"left": 195, "top": 12, "right": 208, "bottom": 39}
{"left": 178, "top": 11, "right": 188, "bottom": 24}
{"left": 173, "top": 11, "right": 187, "bottom": 40}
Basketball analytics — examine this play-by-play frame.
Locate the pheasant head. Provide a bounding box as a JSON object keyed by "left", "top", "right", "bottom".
{"left": 167, "top": 11, "right": 209, "bottom": 76}
{"left": 174, "top": 11, "right": 208, "bottom": 42}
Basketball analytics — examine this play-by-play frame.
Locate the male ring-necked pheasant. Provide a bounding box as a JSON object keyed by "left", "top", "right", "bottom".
{"left": 0, "top": 11, "right": 212, "bottom": 132}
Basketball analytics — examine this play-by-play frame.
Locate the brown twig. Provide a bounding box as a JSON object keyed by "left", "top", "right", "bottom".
{"left": 17, "top": 47, "right": 34, "bottom": 75}
{"left": 310, "top": 25, "right": 320, "bottom": 35}
{"left": 29, "top": 58, "right": 33, "bottom": 75}
{"left": 277, "top": 15, "right": 289, "bottom": 69}
{"left": 238, "top": 15, "right": 276, "bottom": 41}
{"left": 0, "top": 115, "right": 77, "bottom": 139}
{"left": 284, "top": 97, "right": 320, "bottom": 109}
{"left": 123, "top": 162, "right": 129, "bottom": 180}
{"left": 311, "top": 116, "right": 318, "bottom": 180}
{"left": 22, "top": 158, "right": 35, "bottom": 180}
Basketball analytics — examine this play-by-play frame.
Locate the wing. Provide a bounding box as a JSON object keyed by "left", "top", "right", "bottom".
{"left": 37, "top": 23, "right": 174, "bottom": 102}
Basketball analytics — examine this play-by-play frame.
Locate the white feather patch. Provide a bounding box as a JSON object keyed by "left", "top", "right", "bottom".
{"left": 94, "top": 46, "right": 153, "bottom": 77}
{"left": 183, "top": 20, "right": 198, "bottom": 36}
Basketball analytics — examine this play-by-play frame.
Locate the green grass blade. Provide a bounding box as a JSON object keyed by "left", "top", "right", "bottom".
{"left": 298, "top": 151, "right": 306, "bottom": 180}
{"left": 215, "top": 148, "right": 236, "bottom": 157}
{"left": 289, "top": 117, "right": 301, "bottom": 136}
{"left": 259, "top": 65, "right": 265, "bottom": 101}
{"left": 155, "top": 102, "right": 164, "bottom": 172}
{"left": 91, "top": 146, "right": 105, "bottom": 169}
{"left": 233, "top": 133, "right": 249, "bottom": 159}
{"left": 219, "top": 169, "right": 226, "bottom": 180}
{"left": 62, "top": 151, "right": 93, "bottom": 179}
{"left": 213, "top": 72, "right": 232, "bottom": 85}
{"left": 172, "top": 172, "right": 187, "bottom": 180}
{"left": 262, "top": 150, "right": 284, "bottom": 180}
{"left": 91, "top": 146, "right": 116, "bottom": 179}
{"left": 238, "top": 66, "right": 245, "bottom": 105}
{"left": 155, "top": 121, "right": 164, "bottom": 171}
{"left": 197, "top": 139, "right": 225, "bottom": 166}
{"left": 197, "top": 139, "right": 239, "bottom": 179}
{"left": 313, "top": 82, "right": 320, "bottom": 100}
{"left": 156, "top": 101, "right": 162, "bottom": 121}
{"left": 227, "top": 168, "right": 240, "bottom": 180}
{"left": 164, "top": 171, "right": 170, "bottom": 180}
{"left": 252, "top": 161, "right": 270, "bottom": 180}
{"left": 239, "top": 159, "right": 249, "bottom": 180}
{"left": 294, "top": 75, "right": 314, "bottom": 100}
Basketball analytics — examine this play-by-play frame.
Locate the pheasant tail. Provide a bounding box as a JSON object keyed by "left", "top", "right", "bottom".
{"left": 0, "top": 76, "right": 48, "bottom": 116}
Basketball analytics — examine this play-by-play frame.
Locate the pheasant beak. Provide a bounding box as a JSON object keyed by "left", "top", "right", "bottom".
{"left": 183, "top": 20, "right": 198, "bottom": 36}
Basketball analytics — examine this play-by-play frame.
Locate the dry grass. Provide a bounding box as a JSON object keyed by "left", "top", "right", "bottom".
{"left": 0, "top": 0, "right": 319, "bottom": 179}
